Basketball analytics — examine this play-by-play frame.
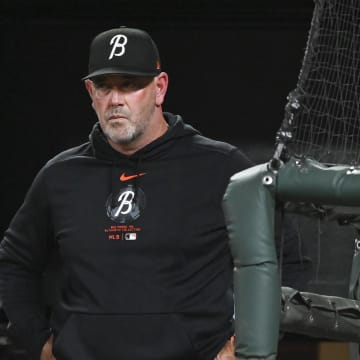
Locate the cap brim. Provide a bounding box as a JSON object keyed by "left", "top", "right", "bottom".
{"left": 82, "top": 68, "right": 160, "bottom": 81}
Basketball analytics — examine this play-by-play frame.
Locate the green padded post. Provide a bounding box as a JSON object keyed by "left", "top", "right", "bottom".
{"left": 277, "top": 157, "right": 360, "bottom": 205}
{"left": 349, "top": 239, "right": 360, "bottom": 360}
{"left": 223, "top": 157, "right": 360, "bottom": 359}
{"left": 276, "top": 157, "right": 360, "bottom": 360}
{"left": 223, "top": 163, "right": 280, "bottom": 360}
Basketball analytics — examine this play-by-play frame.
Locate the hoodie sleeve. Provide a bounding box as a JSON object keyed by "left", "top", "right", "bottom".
{"left": 0, "top": 167, "right": 54, "bottom": 360}
{"left": 227, "top": 147, "right": 254, "bottom": 176}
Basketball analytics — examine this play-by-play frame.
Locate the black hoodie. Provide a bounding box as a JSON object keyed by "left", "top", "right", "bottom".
{"left": 0, "top": 113, "right": 252, "bottom": 360}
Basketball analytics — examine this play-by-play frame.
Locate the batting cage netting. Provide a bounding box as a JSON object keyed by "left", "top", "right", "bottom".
{"left": 276, "top": 0, "right": 360, "bottom": 167}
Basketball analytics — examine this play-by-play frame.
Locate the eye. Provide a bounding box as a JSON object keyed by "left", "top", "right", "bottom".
{"left": 96, "top": 83, "right": 110, "bottom": 90}
{"left": 122, "top": 80, "right": 133, "bottom": 89}
{"left": 122, "top": 79, "right": 141, "bottom": 91}
{"left": 122, "top": 77, "right": 152, "bottom": 91}
{"left": 93, "top": 82, "right": 111, "bottom": 97}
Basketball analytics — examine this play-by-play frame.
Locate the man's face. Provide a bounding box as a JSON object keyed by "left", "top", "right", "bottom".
{"left": 85, "top": 75, "right": 158, "bottom": 146}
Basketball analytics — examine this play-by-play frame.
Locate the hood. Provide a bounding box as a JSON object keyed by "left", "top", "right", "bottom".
{"left": 89, "top": 112, "right": 200, "bottom": 162}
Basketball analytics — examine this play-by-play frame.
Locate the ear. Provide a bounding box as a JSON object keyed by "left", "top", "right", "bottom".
{"left": 84, "top": 80, "right": 96, "bottom": 109}
{"left": 84, "top": 79, "right": 95, "bottom": 100}
{"left": 155, "top": 72, "right": 169, "bottom": 107}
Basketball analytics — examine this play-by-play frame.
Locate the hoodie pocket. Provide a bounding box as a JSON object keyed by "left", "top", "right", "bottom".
{"left": 53, "top": 312, "right": 200, "bottom": 360}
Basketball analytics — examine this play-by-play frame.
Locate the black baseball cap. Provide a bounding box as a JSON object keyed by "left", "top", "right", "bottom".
{"left": 82, "top": 27, "right": 161, "bottom": 80}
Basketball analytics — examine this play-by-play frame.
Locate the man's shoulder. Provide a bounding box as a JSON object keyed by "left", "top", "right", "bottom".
{"left": 45, "top": 142, "right": 93, "bottom": 168}
{"left": 191, "top": 134, "right": 242, "bottom": 157}
{"left": 188, "top": 134, "right": 254, "bottom": 170}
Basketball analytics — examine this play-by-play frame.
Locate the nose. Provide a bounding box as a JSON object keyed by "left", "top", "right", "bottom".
{"left": 109, "top": 88, "right": 125, "bottom": 105}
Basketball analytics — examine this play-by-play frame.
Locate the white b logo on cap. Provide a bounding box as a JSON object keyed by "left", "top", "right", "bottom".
{"left": 108, "top": 34, "right": 128, "bottom": 60}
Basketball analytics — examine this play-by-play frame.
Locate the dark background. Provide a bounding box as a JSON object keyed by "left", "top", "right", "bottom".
{"left": 0, "top": 0, "right": 356, "bottom": 299}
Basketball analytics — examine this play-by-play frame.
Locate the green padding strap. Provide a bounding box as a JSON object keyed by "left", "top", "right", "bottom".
{"left": 349, "top": 242, "right": 360, "bottom": 300}
{"left": 223, "top": 163, "right": 280, "bottom": 360}
{"left": 277, "top": 157, "right": 360, "bottom": 205}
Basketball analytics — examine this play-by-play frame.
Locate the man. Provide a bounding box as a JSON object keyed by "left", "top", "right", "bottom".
{"left": 0, "top": 27, "right": 252, "bottom": 359}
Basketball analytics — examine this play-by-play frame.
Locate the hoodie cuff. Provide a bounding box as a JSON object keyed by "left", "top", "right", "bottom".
{"left": 29, "top": 328, "right": 52, "bottom": 360}
{"left": 7, "top": 320, "right": 52, "bottom": 360}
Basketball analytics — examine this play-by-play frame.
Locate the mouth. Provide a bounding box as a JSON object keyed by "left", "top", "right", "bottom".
{"left": 108, "top": 115, "right": 127, "bottom": 122}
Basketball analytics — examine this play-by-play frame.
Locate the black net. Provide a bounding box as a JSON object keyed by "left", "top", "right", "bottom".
{"left": 272, "top": 0, "right": 360, "bottom": 299}
{"left": 278, "top": 0, "right": 360, "bottom": 166}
